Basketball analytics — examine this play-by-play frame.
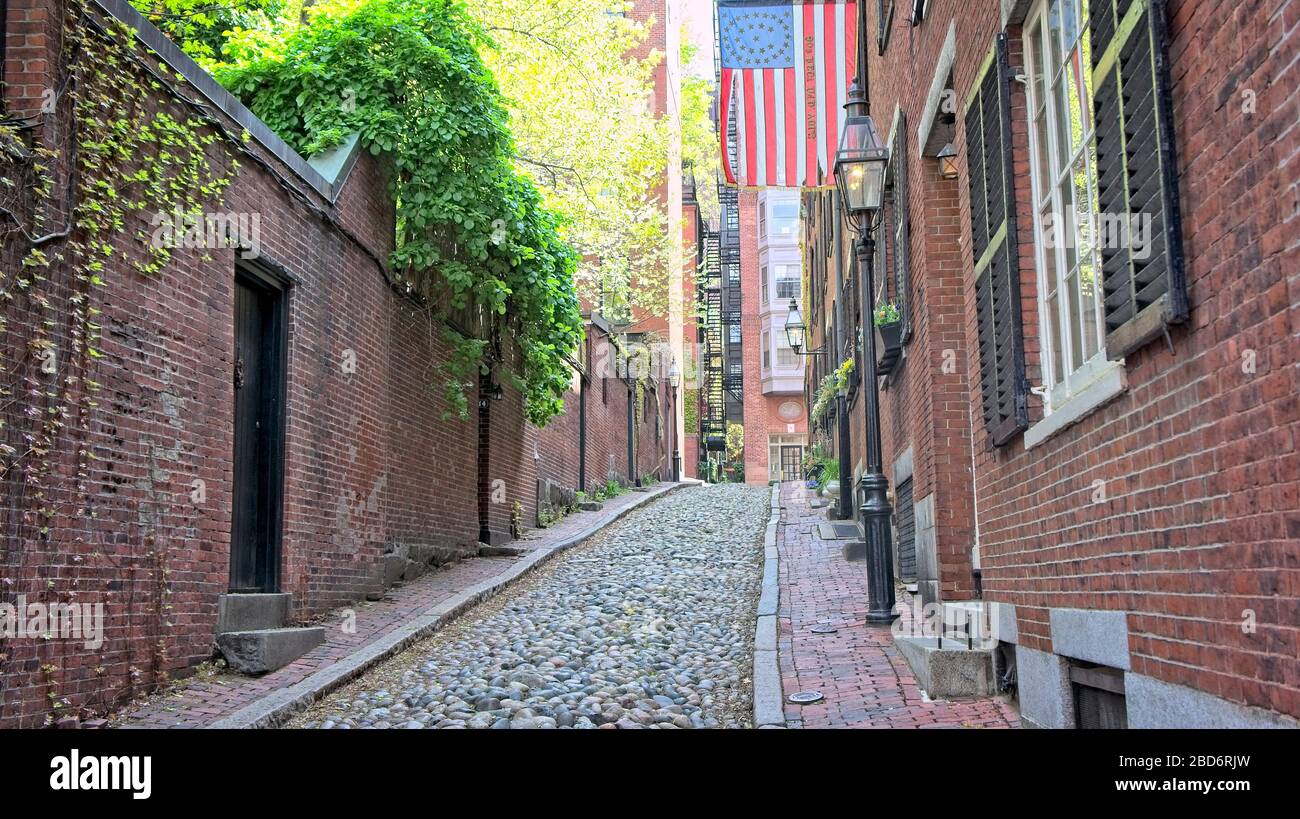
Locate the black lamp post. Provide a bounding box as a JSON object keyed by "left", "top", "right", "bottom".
{"left": 668, "top": 359, "right": 682, "bottom": 482}
{"left": 833, "top": 80, "right": 897, "bottom": 625}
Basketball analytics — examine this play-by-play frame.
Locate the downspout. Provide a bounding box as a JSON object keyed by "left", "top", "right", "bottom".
{"left": 833, "top": 200, "right": 854, "bottom": 520}
{"left": 626, "top": 380, "right": 636, "bottom": 486}
{"left": 578, "top": 372, "right": 588, "bottom": 493}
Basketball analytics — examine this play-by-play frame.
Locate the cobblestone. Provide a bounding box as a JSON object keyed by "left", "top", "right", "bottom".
{"left": 291, "top": 484, "right": 770, "bottom": 729}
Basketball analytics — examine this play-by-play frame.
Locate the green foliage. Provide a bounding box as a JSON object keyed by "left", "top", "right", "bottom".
{"left": 874, "top": 300, "right": 901, "bottom": 326}
{"left": 157, "top": 0, "right": 583, "bottom": 425}
{"left": 724, "top": 421, "right": 744, "bottom": 465}
{"left": 680, "top": 41, "right": 719, "bottom": 225}
{"left": 3, "top": 2, "right": 240, "bottom": 715}
{"left": 810, "top": 358, "right": 855, "bottom": 423}
{"left": 802, "top": 443, "right": 839, "bottom": 491}
{"left": 592, "top": 478, "right": 627, "bottom": 502}
{"left": 466, "top": 0, "right": 672, "bottom": 320}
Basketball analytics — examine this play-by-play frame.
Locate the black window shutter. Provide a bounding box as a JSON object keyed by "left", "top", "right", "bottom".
{"left": 1090, "top": 0, "right": 1187, "bottom": 359}
{"left": 891, "top": 112, "right": 912, "bottom": 343}
{"left": 965, "top": 34, "right": 1028, "bottom": 447}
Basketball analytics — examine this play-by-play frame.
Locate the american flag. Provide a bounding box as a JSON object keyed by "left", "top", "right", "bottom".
{"left": 718, "top": 0, "right": 858, "bottom": 189}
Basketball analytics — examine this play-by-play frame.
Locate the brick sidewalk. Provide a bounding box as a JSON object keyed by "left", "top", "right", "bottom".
{"left": 775, "top": 483, "right": 1019, "bottom": 729}
{"left": 117, "top": 484, "right": 681, "bottom": 728}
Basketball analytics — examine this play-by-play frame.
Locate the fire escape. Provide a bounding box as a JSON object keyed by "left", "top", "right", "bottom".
{"left": 698, "top": 218, "right": 726, "bottom": 452}
{"left": 718, "top": 183, "right": 744, "bottom": 423}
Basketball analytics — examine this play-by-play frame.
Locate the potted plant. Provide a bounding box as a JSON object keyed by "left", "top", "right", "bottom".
{"left": 874, "top": 301, "right": 903, "bottom": 376}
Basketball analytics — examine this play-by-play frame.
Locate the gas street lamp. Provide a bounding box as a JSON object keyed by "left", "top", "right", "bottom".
{"left": 833, "top": 80, "right": 897, "bottom": 625}
{"left": 784, "top": 298, "right": 825, "bottom": 357}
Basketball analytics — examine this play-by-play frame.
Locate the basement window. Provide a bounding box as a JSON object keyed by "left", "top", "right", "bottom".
{"left": 1069, "top": 661, "right": 1127, "bottom": 729}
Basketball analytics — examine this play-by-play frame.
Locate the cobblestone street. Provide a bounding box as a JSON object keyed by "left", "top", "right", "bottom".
{"left": 291, "top": 484, "right": 771, "bottom": 729}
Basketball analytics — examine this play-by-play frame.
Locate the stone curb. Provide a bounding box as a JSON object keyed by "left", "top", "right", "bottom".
{"left": 209, "top": 482, "right": 689, "bottom": 729}
{"left": 752, "top": 484, "right": 785, "bottom": 728}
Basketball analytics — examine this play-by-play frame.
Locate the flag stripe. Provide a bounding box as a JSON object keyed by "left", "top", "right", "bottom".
{"left": 719, "top": 1, "right": 856, "bottom": 189}
{"left": 763, "top": 69, "right": 778, "bottom": 186}
{"left": 823, "top": 2, "right": 837, "bottom": 186}
{"left": 720, "top": 68, "right": 735, "bottom": 184}
{"left": 773, "top": 69, "right": 786, "bottom": 187}
{"left": 803, "top": 3, "right": 817, "bottom": 186}
{"left": 793, "top": 7, "right": 807, "bottom": 188}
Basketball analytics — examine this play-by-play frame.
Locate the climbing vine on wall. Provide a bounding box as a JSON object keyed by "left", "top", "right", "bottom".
{"left": 0, "top": 1, "right": 239, "bottom": 718}
{"left": 208, "top": 0, "right": 583, "bottom": 425}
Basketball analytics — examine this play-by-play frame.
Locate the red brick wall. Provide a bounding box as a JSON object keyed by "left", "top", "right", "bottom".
{"left": 534, "top": 322, "right": 673, "bottom": 501}
{"left": 939, "top": 0, "right": 1297, "bottom": 718}
{"left": 804, "top": 0, "right": 1297, "bottom": 718}
{"left": 0, "top": 3, "right": 668, "bottom": 727}
{"left": 861, "top": 2, "right": 979, "bottom": 601}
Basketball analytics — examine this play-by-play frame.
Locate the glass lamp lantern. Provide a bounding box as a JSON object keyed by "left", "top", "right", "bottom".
{"left": 833, "top": 110, "right": 890, "bottom": 215}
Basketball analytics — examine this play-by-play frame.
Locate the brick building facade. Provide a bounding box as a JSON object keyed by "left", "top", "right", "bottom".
{"left": 0, "top": 0, "right": 674, "bottom": 728}
{"left": 740, "top": 190, "right": 809, "bottom": 484}
{"left": 801, "top": 0, "right": 1297, "bottom": 727}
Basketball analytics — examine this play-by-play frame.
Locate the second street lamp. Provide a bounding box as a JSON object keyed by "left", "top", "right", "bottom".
{"left": 833, "top": 80, "right": 898, "bottom": 625}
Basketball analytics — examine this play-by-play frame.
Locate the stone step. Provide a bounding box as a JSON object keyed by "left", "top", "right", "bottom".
{"left": 894, "top": 635, "right": 995, "bottom": 699}
{"left": 216, "top": 627, "right": 326, "bottom": 675}
{"left": 217, "top": 593, "right": 290, "bottom": 633}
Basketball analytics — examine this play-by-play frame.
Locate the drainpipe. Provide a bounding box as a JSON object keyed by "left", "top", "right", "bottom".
{"left": 626, "top": 381, "right": 636, "bottom": 486}
{"left": 578, "top": 372, "right": 588, "bottom": 493}
{"left": 833, "top": 201, "right": 854, "bottom": 521}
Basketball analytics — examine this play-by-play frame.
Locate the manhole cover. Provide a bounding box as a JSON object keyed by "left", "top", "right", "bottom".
{"left": 810, "top": 624, "right": 838, "bottom": 634}
{"left": 787, "top": 690, "right": 825, "bottom": 704}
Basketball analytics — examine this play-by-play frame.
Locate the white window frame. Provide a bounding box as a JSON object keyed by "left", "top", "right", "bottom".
{"left": 762, "top": 329, "right": 772, "bottom": 371}
{"left": 774, "top": 263, "right": 800, "bottom": 302}
{"left": 1023, "top": 0, "right": 1112, "bottom": 414}
{"left": 761, "top": 263, "right": 769, "bottom": 304}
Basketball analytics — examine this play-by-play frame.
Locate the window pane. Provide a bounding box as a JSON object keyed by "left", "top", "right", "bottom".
{"left": 1033, "top": 110, "right": 1052, "bottom": 202}
{"left": 1072, "top": 154, "right": 1093, "bottom": 257}
{"left": 1066, "top": 269, "right": 1084, "bottom": 366}
{"left": 1079, "top": 248, "right": 1100, "bottom": 362}
{"left": 1046, "top": 288, "right": 1064, "bottom": 384}
{"left": 1056, "top": 174, "right": 1078, "bottom": 274}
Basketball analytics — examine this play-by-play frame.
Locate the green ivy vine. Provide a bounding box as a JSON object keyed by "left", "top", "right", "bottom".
{"left": 1, "top": 0, "right": 238, "bottom": 717}
{"left": 208, "top": 0, "right": 583, "bottom": 425}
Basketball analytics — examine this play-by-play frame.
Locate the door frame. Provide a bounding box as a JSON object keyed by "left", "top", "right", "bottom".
{"left": 232, "top": 262, "right": 290, "bottom": 593}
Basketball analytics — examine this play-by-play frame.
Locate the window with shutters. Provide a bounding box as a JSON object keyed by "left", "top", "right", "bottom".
{"left": 965, "top": 35, "right": 1029, "bottom": 446}
{"left": 888, "top": 112, "right": 912, "bottom": 343}
{"left": 1089, "top": 0, "right": 1188, "bottom": 357}
{"left": 1024, "top": 0, "right": 1109, "bottom": 408}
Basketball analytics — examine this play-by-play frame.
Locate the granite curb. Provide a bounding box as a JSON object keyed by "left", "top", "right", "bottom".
{"left": 752, "top": 483, "right": 785, "bottom": 728}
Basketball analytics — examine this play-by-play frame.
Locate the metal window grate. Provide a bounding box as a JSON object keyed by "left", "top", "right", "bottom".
{"left": 1070, "top": 663, "right": 1128, "bottom": 729}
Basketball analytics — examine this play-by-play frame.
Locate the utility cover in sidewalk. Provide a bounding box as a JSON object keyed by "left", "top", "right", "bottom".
{"left": 810, "top": 624, "right": 838, "bottom": 634}
{"left": 817, "top": 522, "right": 861, "bottom": 540}
{"left": 787, "top": 691, "right": 825, "bottom": 704}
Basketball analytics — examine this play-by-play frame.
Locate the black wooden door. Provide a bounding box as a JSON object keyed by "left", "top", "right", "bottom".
{"left": 231, "top": 273, "right": 286, "bottom": 592}
{"left": 895, "top": 477, "right": 916, "bottom": 583}
{"left": 779, "top": 446, "right": 803, "bottom": 481}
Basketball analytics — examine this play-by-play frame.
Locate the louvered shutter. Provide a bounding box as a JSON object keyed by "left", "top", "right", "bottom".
{"left": 1090, "top": 0, "right": 1187, "bottom": 358}
{"left": 965, "top": 34, "right": 1028, "bottom": 447}
{"left": 891, "top": 112, "right": 912, "bottom": 343}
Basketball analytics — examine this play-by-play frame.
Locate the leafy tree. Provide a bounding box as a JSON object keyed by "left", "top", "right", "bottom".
{"left": 680, "top": 41, "right": 720, "bottom": 226}
{"left": 139, "top": 0, "right": 585, "bottom": 424}
{"left": 465, "top": 0, "right": 671, "bottom": 321}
